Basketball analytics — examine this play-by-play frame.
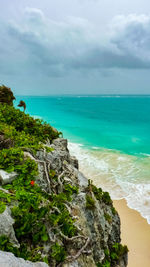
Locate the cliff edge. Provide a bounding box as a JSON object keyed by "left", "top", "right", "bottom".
{"left": 0, "top": 86, "right": 128, "bottom": 267}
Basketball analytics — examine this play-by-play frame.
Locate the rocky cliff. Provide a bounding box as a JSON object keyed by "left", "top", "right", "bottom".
{"left": 0, "top": 89, "right": 128, "bottom": 267}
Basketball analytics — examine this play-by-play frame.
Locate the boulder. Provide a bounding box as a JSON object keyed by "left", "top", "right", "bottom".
{"left": 0, "top": 207, "right": 19, "bottom": 247}
{"left": 0, "top": 251, "right": 49, "bottom": 267}
{"left": 0, "top": 170, "right": 18, "bottom": 185}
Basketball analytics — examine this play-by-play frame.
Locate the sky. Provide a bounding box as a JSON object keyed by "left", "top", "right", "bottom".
{"left": 1, "top": 0, "right": 150, "bottom": 95}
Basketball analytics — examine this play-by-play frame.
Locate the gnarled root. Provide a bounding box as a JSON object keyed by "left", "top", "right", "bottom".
{"left": 66, "top": 237, "right": 90, "bottom": 261}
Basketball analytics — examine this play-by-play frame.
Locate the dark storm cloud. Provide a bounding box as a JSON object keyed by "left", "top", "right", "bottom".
{"left": 1, "top": 7, "right": 150, "bottom": 95}
{"left": 1, "top": 9, "right": 150, "bottom": 79}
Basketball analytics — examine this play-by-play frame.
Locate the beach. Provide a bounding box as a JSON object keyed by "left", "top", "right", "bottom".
{"left": 114, "top": 199, "right": 150, "bottom": 267}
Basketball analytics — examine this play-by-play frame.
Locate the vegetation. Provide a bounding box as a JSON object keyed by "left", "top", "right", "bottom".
{"left": 86, "top": 194, "right": 96, "bottom": 209}
{"left": 0, "top": 102, "right": 78, "bottom": 265}
{"left": 111, "top": 207, "right": 117, "bottom": 215}
{"left": 97, "top": 243, "right": 128, "bottom": 267}
{"left": 0, "top": 103, "right": 60, "bottom": 146}
{"left": 104, "top": 213, "right": 112, "bottom": 223}
{"left": 0, "top": 91, "right": 127, "bottom": 266}
{"left": 87, "top": 180, "right": 112, "bottom": 205}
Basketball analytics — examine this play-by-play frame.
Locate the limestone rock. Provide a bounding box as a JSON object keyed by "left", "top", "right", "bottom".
{"left": 0, "top": 207, "right": 19, "bottom": 247}
{"left": 78, "top": 171, "right": 88, "bottom": 188}
{"left": 70, "top": 156, "right": 79, "bottom": 169}
{"left": 36, "top": 138, "right": 79, "bottom": 191}
{"left": 35, "top": 138, "right": 127, "bottom": 266}
{"left": 0, "top": 136, "right": 128, "bottom": 267}
{"left": 62, "top": 255, "right": 96, "bottom": 267}
{"left": 0, "top": 251, "right": 49, "bottom": 267}
{"left": 52, "top": 138, "right": 68, "bottom": 151}
{"left": 0, "top": 170, "right": 18, "bottom": 185}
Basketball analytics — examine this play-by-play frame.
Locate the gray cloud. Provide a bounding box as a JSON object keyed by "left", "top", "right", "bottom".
{"left": 3, "top": 8, "right": 96, "bottom": 76}
{"left": 110, "top": 15, "right": 150, "bottom": 61}
{"left": 2, "top": 9, "right": 150, "bottom": 77}
{"left": 1, "top": 8, "right": 150, "bottom": 94}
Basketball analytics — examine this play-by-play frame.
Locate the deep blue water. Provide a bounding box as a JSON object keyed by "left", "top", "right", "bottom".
{"left": 15, "top": 95, "right": 150, "bottom": 155}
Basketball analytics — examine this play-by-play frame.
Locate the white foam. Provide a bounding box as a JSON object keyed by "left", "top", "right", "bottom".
{"left": 92, "top": 146, "right": 100, "bottom": 150}
{"left": 118, "top": 182, "right": 150, "bottom": 224}
{"left": 68, "top": 142, "right": 109, "bottom": 172}
{"left": 32, "top": 115, "right": 43, "bottom": 120}
{"left": 68, "top": 141, "right": 150, "bottom": 224}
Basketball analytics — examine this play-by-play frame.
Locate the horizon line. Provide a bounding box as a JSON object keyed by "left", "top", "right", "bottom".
{"left": 15, "top": 94, "right": 150, "bottom": 97}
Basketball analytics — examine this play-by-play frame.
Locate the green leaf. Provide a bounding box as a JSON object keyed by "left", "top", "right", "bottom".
{"left": 0, "top": 202, "right": 6, "bottom": 214}
{"left": 41, "top": 233, "right": 49, "bottom": 242}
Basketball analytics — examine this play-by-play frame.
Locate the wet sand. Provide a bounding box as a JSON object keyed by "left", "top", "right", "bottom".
{"left": 113, "top": 199, "right": 150, "bottom": 267}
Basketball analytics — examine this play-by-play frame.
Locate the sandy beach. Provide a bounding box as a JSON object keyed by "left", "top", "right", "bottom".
{"left": 113, "top": 199, "right": 150, "bottom": 267}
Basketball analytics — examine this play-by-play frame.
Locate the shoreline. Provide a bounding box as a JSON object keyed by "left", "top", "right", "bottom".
{"left": 68, "top": 141, "right": 150, "bottom": 226}
{"left": 113, "top": 199, "right": 150, "bottom": 267}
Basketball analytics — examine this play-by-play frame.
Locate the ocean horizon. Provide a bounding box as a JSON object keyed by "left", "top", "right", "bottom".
{"left": 15, "top": 95, "right": 150, "bottom": 224}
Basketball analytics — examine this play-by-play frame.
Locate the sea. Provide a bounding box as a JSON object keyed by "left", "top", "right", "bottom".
{"left": 16, "top": 95, "right": 150, "bottom": 224}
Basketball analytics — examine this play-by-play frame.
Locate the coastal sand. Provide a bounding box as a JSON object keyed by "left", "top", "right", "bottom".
{"left": 113, "top": 199, "right": 150, "bottom": 267}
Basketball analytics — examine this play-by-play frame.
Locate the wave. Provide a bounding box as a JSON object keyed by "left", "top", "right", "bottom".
{"left": 68, "top": 141, "right": 150, "bottom": 224}
{"left": 32, "top": 115, "right": 43, "bottom": 120}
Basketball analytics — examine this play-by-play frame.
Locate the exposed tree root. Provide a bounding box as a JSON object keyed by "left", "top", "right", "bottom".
{"left": 0, "top": 187, "right": 15, "bottom": 195}
{"left": 66, "top": 237, "right": 90, "bottom": 261}
{"left": 23, "top": 151, "right": 51, "bottom": 193}
{"left": 59, "top": 231, "right": 86, "bottom": 242}
{"left": 23, "top": 149, "right": 91, "bottom": 266}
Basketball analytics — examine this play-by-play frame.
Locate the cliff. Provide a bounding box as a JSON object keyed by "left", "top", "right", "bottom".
{"left": 0, "top": 93, "right": 128, "bottom": 267}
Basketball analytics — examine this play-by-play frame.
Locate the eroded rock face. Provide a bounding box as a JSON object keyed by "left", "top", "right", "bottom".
{"left": 36, "top": 138, "right": 79, "bottom": 191}
{"left": 0, "top": 138, "right": 128, "bottom": 267}
{"left": 0, "top": 207, "right": 19, "bottom": 247}
{"left": 35, "top": 138, "right": 128, "bottom": 267}
{"left": 0, "top": 251, "right": 49, "bottom": 267}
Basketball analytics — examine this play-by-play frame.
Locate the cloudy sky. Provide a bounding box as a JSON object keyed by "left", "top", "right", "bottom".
{"left": 1, "top": 0, "right": 150, "bottom": 95}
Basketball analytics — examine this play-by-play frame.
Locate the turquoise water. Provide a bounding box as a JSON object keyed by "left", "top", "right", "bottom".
{"left": 16, "top": 95, "right": 150, "bottom": 155}
{"left": 15, "top": 95, "right": 150, "bottom": 223}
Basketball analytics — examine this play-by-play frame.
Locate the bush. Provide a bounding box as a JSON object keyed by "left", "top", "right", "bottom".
{"left": 51, "top": 243, "right": 66, "bottom": 263}
{"left": 102, "top": 192, "right": 112, "bottom": 205}
{"left": 0, "top": 102, "right": 75, "bottom": 265}
{"left": 86, "top": 194, "right": 95, "bottom": 209}
{"left": 97, "top": 243, "right": 129, "bottom": 267}
{"left": 104, "top": 213, "right": 112, "bottom": 223}
{"left": 0, "top": 103, "right": 60, "bottom": 143}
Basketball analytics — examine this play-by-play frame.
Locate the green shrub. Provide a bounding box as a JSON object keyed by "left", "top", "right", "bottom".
{"left": 111, "top": 207, "right": 117, "bottom": 215}
{"left": 0, "top": 103, "right": 72, "bottom": 265}
{"left": 91, "top": 184, "right": 103, "bottom": 201}
{"left": 0, "top": 103, "right": 60, "bottom": 143}
{"left": 96, "top": 260, "right": 111, "bottom": 267}
{"left": 86, "top": 194, "right": 95, "bottom": 209}
{"left": 102, "top": 192, "right": 112, "bottom": 205}
{"left": 0, "top": 148, "right": 24, "bottom": 172}
{"left": 64, "top": 184, "right": 79, "bottom": 197}
{"left": 111, "top": 243, "right": 129, "bottom": 263}
{"left": 104, "top": 213, "right": 112, "bottom": 223}
{"left": 87, "top": 180, "right": 112, "bottom": 206}
{"left": 99, "top": 242, "right": 128, "bottom": 266}
{"left": 51, "top": 242, "right": 66, "bottom": 262}
{"left": 0, "top": 235, "right": 46, "bottom": 262}
{"left": 0, "top": 202, "right": 6, "bottom": 213}
{"left": 0, "top": 190, "right": 13, "bottom": 203}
